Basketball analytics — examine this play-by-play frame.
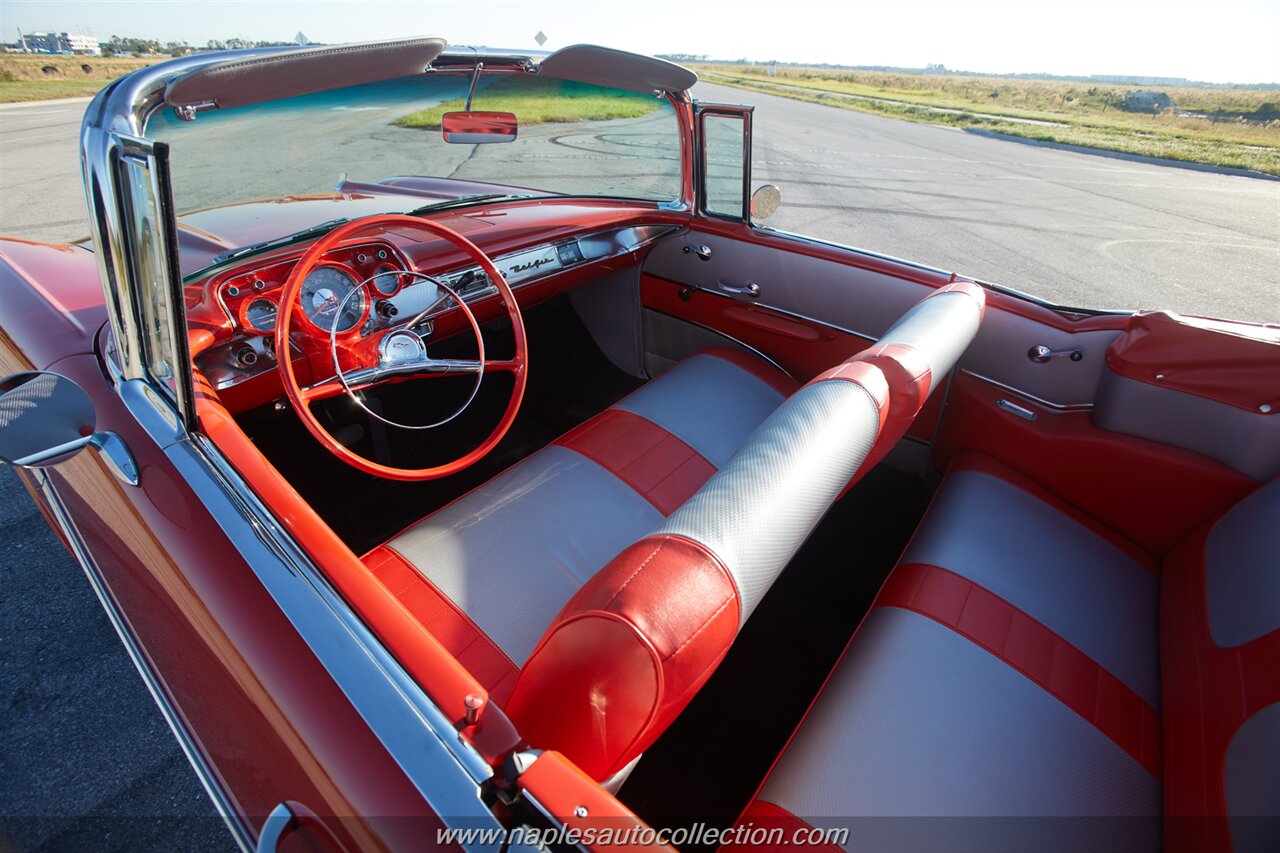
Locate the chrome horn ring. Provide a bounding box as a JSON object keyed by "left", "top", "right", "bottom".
{"left": 327, "top": 271, "right": 486, "bottom": 431}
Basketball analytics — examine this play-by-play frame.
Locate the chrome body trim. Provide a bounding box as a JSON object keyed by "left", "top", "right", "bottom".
{"left": 27, "top": 466, "right": 256, "bottom": 853}
{"left": 960, "top": 369, "right": 1095, "bottom": 412}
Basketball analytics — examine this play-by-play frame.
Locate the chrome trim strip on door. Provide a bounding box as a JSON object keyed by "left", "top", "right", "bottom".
{"left": 28, "top": 468, "right": 256, "bottom": 853}
{"left": 960, "top": 369, "right": 1094, "bottom": 412}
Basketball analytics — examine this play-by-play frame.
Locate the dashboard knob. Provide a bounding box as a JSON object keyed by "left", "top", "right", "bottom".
{"left": 236, "top": 346, "right": 259, "bottom": 368}
{"left": 376, "top": 300, "right": 399, "bottom": 320}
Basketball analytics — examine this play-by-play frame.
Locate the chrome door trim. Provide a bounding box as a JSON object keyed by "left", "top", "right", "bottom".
{"left": 960, "top": 369, "right": 1094, "bottom": 412}
{"left": 28, "top": 467, "right": 256, "bottom": 853}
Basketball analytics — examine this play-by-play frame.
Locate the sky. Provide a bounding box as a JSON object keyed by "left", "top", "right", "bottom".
{"left": 3, "top": 0, "right": 1279, "bottom": 84}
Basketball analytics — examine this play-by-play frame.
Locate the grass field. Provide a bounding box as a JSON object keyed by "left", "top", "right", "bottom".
{"left": 696, "top": 65, "right": 1280, "bottom": 176}
{"left": 0, "top": 55, "right": 155, "bottom": 102}
{"left": 394, "top": 78, "right": 662, "bottom": 129}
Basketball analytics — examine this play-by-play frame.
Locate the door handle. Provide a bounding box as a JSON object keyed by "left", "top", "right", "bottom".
{"left": 258, "top": 802, "right": 296, "bottom": 853}
{"left": 257, "top": 801, "right": 350, "bottom": 853}
{"left": 715, "top": 280, "right": 761, "bottom": 299}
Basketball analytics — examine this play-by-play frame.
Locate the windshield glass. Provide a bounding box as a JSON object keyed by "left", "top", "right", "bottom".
{"left": 148, "top": 72, "right": 682, "bottom": 218}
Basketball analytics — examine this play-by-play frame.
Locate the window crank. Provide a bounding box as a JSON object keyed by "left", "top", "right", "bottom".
{"left": 1028, "top": 345, "right": 1083, "bottom": 363}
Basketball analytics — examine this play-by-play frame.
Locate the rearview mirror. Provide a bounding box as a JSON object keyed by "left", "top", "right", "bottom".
{"left": 441, "top": 111, "right": 518, "bottom": 144}
{"left": 0, "top": 371, "right": 138, "bottom": 484}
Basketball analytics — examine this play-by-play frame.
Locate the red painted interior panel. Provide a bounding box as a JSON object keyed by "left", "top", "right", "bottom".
{"left": 641, "top": 274, "right": 870, "bottom": 381}
{"left": 1106, "top": 310, "right": 1280, "bottom": 413}
{"left": 933, "top": 373, "right": 1255, "bottom": 555}
{"left": 517, "top": 751, "right": 672, "bottom": 852}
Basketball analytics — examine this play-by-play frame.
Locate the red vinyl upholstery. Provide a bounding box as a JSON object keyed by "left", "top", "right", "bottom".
{"left": 505, "top": 535, "right": 741, "bottom": 781}
{"left": 733, "top": 455, "right": 1279, "bottom": 852}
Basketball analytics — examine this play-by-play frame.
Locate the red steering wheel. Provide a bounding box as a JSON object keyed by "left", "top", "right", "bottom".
{"left": 274, "top": 214, "right": 527, "bottom": 481}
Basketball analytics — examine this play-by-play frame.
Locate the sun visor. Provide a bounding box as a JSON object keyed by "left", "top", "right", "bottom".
{"left": 537, "top": 44, "right": 696, "bottom": 94}
{"left": 165, "top": 37, "right": 447, "bottom": 110}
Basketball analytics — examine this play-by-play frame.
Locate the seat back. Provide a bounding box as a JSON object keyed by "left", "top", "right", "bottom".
{"left": 841, "top": 280, "right": 985, "bottom": 480}
{"left": 1161, "top": 477, "right": 1280, "bottom": 852}
{"left": 504, "top": 363, "right": 890, "bottom": 781}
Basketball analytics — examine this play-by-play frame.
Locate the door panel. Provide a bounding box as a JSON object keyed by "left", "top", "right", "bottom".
{"left": 644, "top": 221, "right": 1129, "bottom": 409}
{"left": 934, "top": 372, "right": 1256, "bottom": 555}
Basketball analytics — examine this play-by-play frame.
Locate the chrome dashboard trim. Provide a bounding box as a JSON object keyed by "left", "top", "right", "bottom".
{"left": 960, "top": 369, "right": 1095, "bottom": 413}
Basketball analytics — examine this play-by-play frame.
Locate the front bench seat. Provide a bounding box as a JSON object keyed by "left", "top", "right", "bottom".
{"left": 735, "top": 455, "right": 1280, "bottom": 852}
{"left": 363, "top": 283, "right": 985, "bottom": 781}
{"left": 366, "top": 351, "right": 889, "bottom": 780}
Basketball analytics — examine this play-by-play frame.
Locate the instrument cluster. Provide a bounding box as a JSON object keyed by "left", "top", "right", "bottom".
{"left": 215, "top": 242, "right": 409, "bottom": 338}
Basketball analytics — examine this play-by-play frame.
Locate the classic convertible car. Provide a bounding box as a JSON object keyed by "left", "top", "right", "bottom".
{"left": 1, "top": 36, "right": 1277, "bottom": 853}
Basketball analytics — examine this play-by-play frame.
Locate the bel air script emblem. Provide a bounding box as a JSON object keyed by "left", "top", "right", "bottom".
{"left": 509, "top": 256, "right": 556, "bottom": 274}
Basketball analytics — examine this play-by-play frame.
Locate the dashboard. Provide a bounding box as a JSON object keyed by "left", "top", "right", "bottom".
{"left": 193, "top": 222, "right": 680, "bottom": 405}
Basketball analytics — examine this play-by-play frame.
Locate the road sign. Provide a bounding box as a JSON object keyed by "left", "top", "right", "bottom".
{"left": 534, "top": 31, "right": 547, "bottom": 47}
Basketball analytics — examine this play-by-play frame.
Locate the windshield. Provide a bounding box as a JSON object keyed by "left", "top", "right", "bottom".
{"left": 147, "top": 72, "right": 683, "bottom": 218}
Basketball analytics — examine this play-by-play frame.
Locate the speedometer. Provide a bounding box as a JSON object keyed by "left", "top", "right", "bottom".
{"left": 300, "top": 266, "right": 365, "bottom": 333}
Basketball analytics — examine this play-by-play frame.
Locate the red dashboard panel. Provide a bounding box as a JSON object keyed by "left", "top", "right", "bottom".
{"left": 187, "top": 201, "right": 689, "bottom": 415}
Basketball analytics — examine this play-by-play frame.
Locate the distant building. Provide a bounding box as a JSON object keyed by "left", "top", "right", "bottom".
{"left": 17, "top": 31, "right": 101, "bottom": 55}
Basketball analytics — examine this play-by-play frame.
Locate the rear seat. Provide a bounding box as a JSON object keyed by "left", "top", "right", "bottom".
{"left": 735, "top": 453, "right": 1280, "bottom": 852}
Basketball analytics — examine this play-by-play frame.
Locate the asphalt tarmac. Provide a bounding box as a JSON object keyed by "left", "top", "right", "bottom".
{"left": 0, "top": 79, "right": 1276, "bottom": 851}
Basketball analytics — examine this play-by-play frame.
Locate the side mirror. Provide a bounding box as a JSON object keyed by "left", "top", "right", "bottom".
{"left": 751, "top": 184, "right": 782, "bottom": 221}
{"left": 441, "top": 111, "right": 518, "bottom": 144}
{"left": 0, "top": 372, "right": 138, "bottom": 485}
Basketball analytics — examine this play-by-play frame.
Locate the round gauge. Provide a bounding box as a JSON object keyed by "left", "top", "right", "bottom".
{"left": 371, "top": 264, "right": 402, "bottom": 296}
{"left": 244, "top": 298, "right": 278, "bottom": 333}
{"left": 300, "top": 266, "right": 365, "bottom": 333}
